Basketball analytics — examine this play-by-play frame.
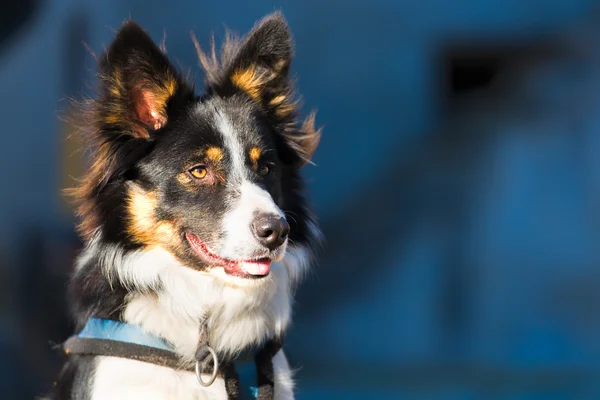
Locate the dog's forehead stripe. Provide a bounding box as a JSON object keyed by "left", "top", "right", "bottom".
{"left": 213, "top": 108, "right": 247, "bottom": 183}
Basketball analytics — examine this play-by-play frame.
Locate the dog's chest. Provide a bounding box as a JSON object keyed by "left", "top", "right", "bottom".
{"left": 84, "top": 259, "right": 295, "bottom": 399}
{"left": 91, "top": 356, "right": 227, "bottom": 400}
{"left": 121, "top": 261, "right": 293, "bottom": 356}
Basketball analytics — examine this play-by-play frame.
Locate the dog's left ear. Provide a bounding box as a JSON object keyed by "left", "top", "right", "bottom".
{"left": 198, "top": 12, "right": 320, "bottom": 165}
{"left": 201, "top": 13, "right": 292, "bottom": 107}
{"left": 224, "top": 13, "right": 293, "bottom": 107}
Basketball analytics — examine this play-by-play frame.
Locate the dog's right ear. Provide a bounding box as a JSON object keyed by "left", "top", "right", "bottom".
{"left": 70, "top": 22, "right": 195, "bottom": 240}
{"left": 96, "top": 21, "right": 194, "bottom": 139}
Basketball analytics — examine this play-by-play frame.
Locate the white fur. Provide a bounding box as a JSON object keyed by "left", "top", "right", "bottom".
{"left": 272, "top": 350, "right": 296, "bottom": 399}
{"left": 220, "top": 181, "right": 287, "bottom": 261}
{"left": 121, "top": 247, "right": 291, "bottom": 357}
{"left": 91, "top": 349, "right": 294, "bottom": 400}
{"left": 212, "top": 109, "right": 289, "bottom": 262}
{"left": 86, "top": 241, "right": 313, "bottom": 399}
{"left": 215, "top": 110, "right": 246, "bottom": 183}
{"left": 91, "top": 356, "right": 225, "bottom": 400}
{"left": 75, "top": 233, "right": 100, "bottom": 272}
{"left": 281, "top": 245, "right": 312, "bottom": 289}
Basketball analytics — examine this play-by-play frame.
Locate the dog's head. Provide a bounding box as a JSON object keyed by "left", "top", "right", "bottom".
{"left": 73, "top": 13, "right": 320, "bottom": 286}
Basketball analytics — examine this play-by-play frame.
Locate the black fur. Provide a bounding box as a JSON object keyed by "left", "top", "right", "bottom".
{"left": 255, "top": 337, "right": 284, "bottom": 399}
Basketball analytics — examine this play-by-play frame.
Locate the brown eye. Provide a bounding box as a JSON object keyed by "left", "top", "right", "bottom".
{"left": 258, "top": 164, "right": 271, "bottom": 177}
{"left": 189, "top": 166, "right": 208, "bottom": 179}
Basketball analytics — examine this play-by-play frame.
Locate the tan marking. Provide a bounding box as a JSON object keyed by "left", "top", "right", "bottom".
{"left": 231, "top": 66, "right": 269, "bottom": 100}
{"left": 177, "top": 172, "right": 192, "bottom": 186}
{"left": 104, "top": 115, "right": 121, "bottom": 124}
{"left": 295, "top": 111, "right": 322, "bottom": 165}
{"left": 205, "top": 146, "right": 223, "bottom": 162}
{"left": 273, "top": 58, "right": 288, "bottom": 73}
{"left": 269, "top": 95, "right": 286, "bottom": 105}
{"left": 109, "top": 69, "right": 124, "bottom": 98}
{"left": 275, "top": 101, "right": 296, "bottom": 118}
{"left": 154, "top": 221, "right": 178, "bottom": 243}
{"left": 249, "top": 147, "right": 261, "bottom": 163}
{"left": 112, "top": 69, "right": 122, "bottom": 85}
{"left": 126, "top": 186, "right": 179, "bottom": 247}
{"left": 127, "top": 186, "right": 158, "bottom": 236}
{"left": 269, "top": 93, "right": 298, "bottom": 119}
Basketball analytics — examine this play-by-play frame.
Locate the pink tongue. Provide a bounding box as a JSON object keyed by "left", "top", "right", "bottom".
{"left": 240, "top": 259, "right": 272, "bottom": 276}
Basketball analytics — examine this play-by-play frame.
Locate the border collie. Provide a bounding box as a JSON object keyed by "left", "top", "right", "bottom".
{"left": 50, "top": 12, "right": 321, "bottom": 399}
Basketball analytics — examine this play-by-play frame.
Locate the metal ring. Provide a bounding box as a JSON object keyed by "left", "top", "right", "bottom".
{"left": 195, "top": 346, "right": 219, "bottom": 387}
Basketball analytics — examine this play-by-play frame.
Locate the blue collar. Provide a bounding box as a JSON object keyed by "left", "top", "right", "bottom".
{"left": 78, "top": 317, "right": 174, "bottom": 351}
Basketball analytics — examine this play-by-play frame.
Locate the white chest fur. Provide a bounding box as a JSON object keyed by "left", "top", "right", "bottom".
{"left": 117, "top": 246, "right": 293, "bottom": 359}
{"left": 85, "top": 244, "right": 308, "bottom": 398}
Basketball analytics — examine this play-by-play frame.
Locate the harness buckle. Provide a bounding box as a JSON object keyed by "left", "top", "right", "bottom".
{"left": 195, "top": 345, "right": 219, "bottom": 387}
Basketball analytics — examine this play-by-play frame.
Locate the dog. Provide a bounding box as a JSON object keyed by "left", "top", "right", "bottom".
{"left": 50, "top": 12, "right": 321, "bottom": 399}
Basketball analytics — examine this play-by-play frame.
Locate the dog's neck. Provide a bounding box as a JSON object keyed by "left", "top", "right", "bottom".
{"left": 73, "top": 238, "right": 310, "bottom": 362}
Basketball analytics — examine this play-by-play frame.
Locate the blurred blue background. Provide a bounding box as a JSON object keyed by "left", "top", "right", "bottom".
{"left": 3, "top": 0, "right": 600, "bottom": 398}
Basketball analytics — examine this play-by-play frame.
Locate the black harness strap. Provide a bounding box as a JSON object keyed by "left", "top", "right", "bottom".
{"left": 254, "top": 338, "right": 283, "bottom": 400}
{"left": 222, "top": 361, "right": 242, "bottom": 399}
{"left": 64, "top": 335, "right": 194, "bottom": 372}
{"left": 195, "top": 335, "right": 281, "bottom": 400}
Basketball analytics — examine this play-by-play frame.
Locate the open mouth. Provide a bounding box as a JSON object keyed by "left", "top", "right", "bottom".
{"left": 185, "top": 233, "right": 272, "bottom": 278}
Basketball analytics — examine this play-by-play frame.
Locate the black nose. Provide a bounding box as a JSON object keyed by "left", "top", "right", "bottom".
{"left": 251, "top": 214, "right": 290, "bottom": 250}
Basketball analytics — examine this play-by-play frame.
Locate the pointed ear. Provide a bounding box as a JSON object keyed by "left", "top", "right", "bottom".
{"left": 196, "top": 12, "right": 321, "bottom": 166}
{"left": 198, "top": 12, "right": 293, "bottom": 106}
{"left": 98, "top": 21, "right": 193, "bottom": 138}
{"left": 224, "top": 13, "right": 293, "bottom": 106}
